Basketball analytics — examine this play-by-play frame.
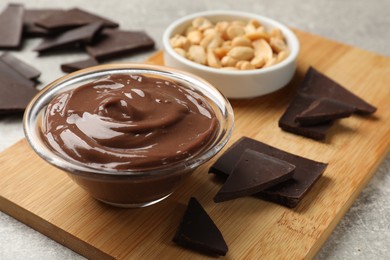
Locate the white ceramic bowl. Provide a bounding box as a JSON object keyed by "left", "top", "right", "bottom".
{"left": 163, "top": 10, "right": 300, "bottom": 99}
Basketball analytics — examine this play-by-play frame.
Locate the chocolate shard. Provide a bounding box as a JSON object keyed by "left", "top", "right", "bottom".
{"left": 279, "top": 94, "right": 333, "bottom": 140}
{"left": 173, "top": 197, "right": 228, "bottom": 256}
{"left": 279, "top": 67, "right": 377, "bottom": 139}
{"left": 209, "top": 137, "right": 328, "bottom": 208}
{"left": 299, "top": 67, "right": 376, "bottom": 114}
{"left": 295, "top": 97, "right": 356, "bottom": 126}
{"left": 34, "top": 8, "right": 119, "bottom": 32}
{"left": 0, "top": 59, "right": 36, "bottom": 88}
{"left": 61, "top": 57, "right": 99, "bottom": 73}
{"left": 34, "top": 22, "right": 104, "bottom": 53}
{"left": 214, "top": 149, "right": 295, "bottom": 202}
{"left": 23, "top": 9, "right": 63, "bottom": 37}
{"left": 0, "top": 52, "right": 41, "bottom": 80}
{"left": 0, "top": 77, "right": 38, "bottom": 115}
{"left": 86, "top": 29, "right": 155, "bottom": 60}
{"left": 0, "top": 4, "right": 24, "bottom": 49}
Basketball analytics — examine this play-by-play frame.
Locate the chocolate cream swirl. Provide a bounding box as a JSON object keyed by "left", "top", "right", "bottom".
{"left": 42, "top": 74, "right": 219, "bottom": 170}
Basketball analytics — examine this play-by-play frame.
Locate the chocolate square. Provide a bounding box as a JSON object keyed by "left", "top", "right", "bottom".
{"left": 214, "top": 149, "right": 295, "bottom": 202}
{"left": 209, "top": 137, "right": 328, "bottom": 208}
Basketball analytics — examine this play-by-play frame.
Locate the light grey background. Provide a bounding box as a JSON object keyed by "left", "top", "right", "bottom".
{"left": 0, "top": 0, "right": 389, "bottom": 259}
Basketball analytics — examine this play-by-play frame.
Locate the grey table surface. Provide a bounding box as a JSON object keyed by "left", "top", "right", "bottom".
{"left": 0, "top": 0, "right": 389, "bottom": 259}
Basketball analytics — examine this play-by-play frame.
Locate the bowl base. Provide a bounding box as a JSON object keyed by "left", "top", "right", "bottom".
{"left": 96, "top": 193, "right": 173, "bottom": 208}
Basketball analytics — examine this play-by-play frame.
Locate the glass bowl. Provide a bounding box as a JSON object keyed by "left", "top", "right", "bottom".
{"left": 24, "top": 64, "right": 234, "bottom": 208}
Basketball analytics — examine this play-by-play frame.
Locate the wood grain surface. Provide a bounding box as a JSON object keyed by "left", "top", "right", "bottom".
{"left": 1, "top": 29, "right": 389, "bottom": 259}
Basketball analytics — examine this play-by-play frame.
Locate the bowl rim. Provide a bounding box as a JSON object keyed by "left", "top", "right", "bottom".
{"left": 23, "top": 63, "right": 234, "bottom": 177}
{"left": 162, "top": 10, "right": 300, "bottom": 75}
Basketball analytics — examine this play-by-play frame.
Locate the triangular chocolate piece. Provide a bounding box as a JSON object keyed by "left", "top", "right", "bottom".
{"left": 86, "top": 29, "right": 155, "bottom": 60}
{"left": 0, "top": 4, "right": 24, "bottom": 49}
{"left": 209, "top": 137, "right": 327, "bottom": 208}
{"left": 279, "top": 94, "right": 333, "bottom": 140}
{"left": 295, "top": 97, "right": 356, "bottom": 126}
{"left": 173, "top": 197, "right": 228, "bottom": 256}
{"left": 34, "top": 8, "right": 119, "bottom": 32}
{"left": 61, "top": 57, "right": 99, "bottom": 73}
{"left": 23, "top": 9, "right": 63, "bottom": 37}
{"left": 214, "top": 149, "right": 295, "bottom": 202}
{"left": 299, "top": 67, "right": 376, "bottom": 114}
{"left": 0, "top": 52, "right": 41, "bottom": 80}
{"left": 0, "top": 77, "right": 38, "bottom": 115}
{"left": 34, "top": 22, "right": 104, "bottom": 53}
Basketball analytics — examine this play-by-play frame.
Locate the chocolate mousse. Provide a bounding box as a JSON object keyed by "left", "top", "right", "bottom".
{"left": 41, "top": 73, "right": 219, "bottom": 171}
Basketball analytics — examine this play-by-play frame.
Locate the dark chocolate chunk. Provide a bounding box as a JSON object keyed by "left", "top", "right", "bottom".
{"left": 279, "top": 67, "right": 376, "bottom": 139}
{"left": 34, "top": 22, "right": 104, "bottom": 53}
{"left": 0, "top": 77, "right": 38, "bottom": 115}
{"left": 0, "top": 59, "right": 36, "bottom": 88}
{"left": 295, "top": 97, "right": 356, "bottom": 126}
{"left": 23, "top": 9, "right": 63, "bottom": 37}
{"left": 279, "top": 95, "right": 333, "bottom": 140}
{"left": 86, "top": 29, "right": 155, "bottom": 60}
{"left": 34, "top": 8, "right": 119, "bottom": 32}
{"left": 61, "top": 57, "right": 99, "bottom": 73}
{"left": 214, "top": 149, "right": 295, "bottom": 202}
{"left": 299, "top": 67, "right": 376, "bottom": 114}
{"left": 0, "top": 52, "right": 41, "bottom": 80}
{"left": 173, "top": 197, "right": 228, "bottom": 256}
{"left": 0, "top": 4, "right": 24, "bottom": 49}
{"left": 209, "top": 137, "right": 327, "bottom": 208}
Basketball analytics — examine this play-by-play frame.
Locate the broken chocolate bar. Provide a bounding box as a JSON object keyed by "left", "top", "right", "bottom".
{"left": 0, "top": 77, "right": 38, "bottom": 115}
{"left": 279, "top": 67, "right": 377, "bottom": 140}
{"left": 0, "top": 52, "right": 40, "bottom": 80}
{"left": 34, "top": 8, "right": 119, "bottom": 32}
{"left": 299, "top": 67, "right": 376, "bottom": 114}
{"left": 86, "top": 29, "right": 155, "bottom": 60}
{"left": 23, "top": 9, "right": 63, "bottom": 37}
{"left": 214, "top": 149, "right": 295, "bottom": 202}
{"left": 295, "top": 97, "right": 356, "bottom": 126}
{"left": 61, "top": 57, "right": 99, "bottom": 73}
{"left": 209, "top": 137, "right": 327, "bottom": 208}
{"left": 34, "top": 22, "right": 104, "bottom": 53}
{"left": 173, "top": 197, "right": 228, "bottom": 256}
{"left": 0, "top": 58, "right": 36, "bottom": 88}
{"left": 0, "top": 4, "right": 24, "bottom": 49}
{"left": 279, "top": 94, "right": 333, "bottom": 140}
{"left": 0, "top": 54, "right": 40, "bottom": 114}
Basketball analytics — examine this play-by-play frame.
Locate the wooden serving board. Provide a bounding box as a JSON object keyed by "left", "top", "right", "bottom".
{"left": 1, "top": 30, "right": 390, "bottom": 259}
